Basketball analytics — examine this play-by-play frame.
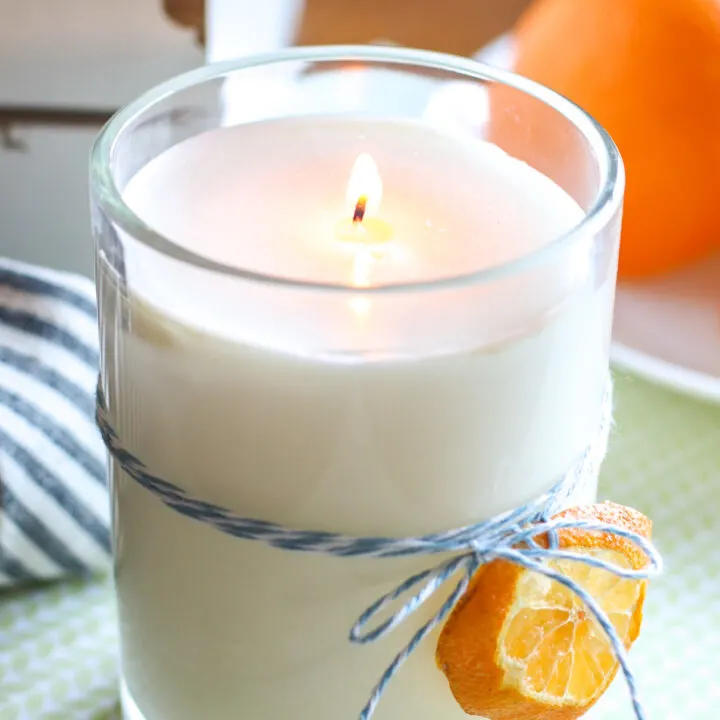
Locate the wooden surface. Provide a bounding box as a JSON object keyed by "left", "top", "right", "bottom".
{"left": 166, "top": 0, "right": 532, "bottom": 55}
{"left": 297, "top": 0, "right": 531, "bottom": 54}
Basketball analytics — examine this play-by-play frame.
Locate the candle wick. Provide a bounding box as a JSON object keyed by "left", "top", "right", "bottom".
{"left": 353, "top": 196, "right": 367, "bottom": 224}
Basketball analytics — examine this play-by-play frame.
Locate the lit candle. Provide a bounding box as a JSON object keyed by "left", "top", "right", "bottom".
{"left": 340, "top": 152, "right": 389, "bottom": 238}
{"left": 103, "top": 115, "right": 614, "bottom": 720}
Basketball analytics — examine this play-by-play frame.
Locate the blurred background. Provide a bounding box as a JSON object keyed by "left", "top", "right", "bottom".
{"left": 0, "top": 0, "right": 530, "bottom": 277}
{"left": 0, "top": 6, "right": 719, "bottom": 720}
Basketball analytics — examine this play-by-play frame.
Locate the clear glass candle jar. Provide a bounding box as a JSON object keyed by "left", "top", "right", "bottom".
{"left": 90, "top": 46, "right": 623, "bottom": 720}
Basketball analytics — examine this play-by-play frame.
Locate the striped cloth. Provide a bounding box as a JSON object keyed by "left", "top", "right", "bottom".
{"left": 0, "top": 258, "right": 111, "bottom": 587}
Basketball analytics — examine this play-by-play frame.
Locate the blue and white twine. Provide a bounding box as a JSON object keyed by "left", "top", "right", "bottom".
{"left": 96, "top": 382, "right": 661, "bottom": 720}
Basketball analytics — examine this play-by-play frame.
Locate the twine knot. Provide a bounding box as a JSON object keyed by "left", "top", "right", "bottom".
{"left": 349, "top": 516, "right": 660, "bottom": 720}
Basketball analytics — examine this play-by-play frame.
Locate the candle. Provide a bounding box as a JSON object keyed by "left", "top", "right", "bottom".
{"left": 101, "top": 116, "right": 615, "bottom": 720}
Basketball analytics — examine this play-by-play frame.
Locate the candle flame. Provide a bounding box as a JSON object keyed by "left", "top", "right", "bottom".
{"left": 346, "top": 153, "right": 382, "bottom": 221}
{"left": 343, "top": 154, "right": 387, "bottom": 318}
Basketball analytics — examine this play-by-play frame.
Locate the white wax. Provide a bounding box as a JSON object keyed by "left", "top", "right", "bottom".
{"left": 123, "top": 117, "right": 591, "bottom": 356}
{"left": 105, "top": 117, "right": 615, "bottom": 720}
{"left": 127, "top": 118, "right": 576, "bottom": 284}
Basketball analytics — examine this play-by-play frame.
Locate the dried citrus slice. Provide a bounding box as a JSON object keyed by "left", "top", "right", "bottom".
{"left": 436, "top": 502, "right": 651, "bottom": 719}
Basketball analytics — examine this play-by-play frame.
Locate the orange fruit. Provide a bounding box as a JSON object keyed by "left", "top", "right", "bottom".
{"left": 512, "top": 0, "right": 720, "bottom": 279}
{"left": 436, "top": 502, "right": 651, "bottom": 719}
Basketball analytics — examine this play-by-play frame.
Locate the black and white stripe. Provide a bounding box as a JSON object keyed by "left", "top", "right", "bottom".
{"left": 0, "top": 258, "right": 111, "bottom": 586}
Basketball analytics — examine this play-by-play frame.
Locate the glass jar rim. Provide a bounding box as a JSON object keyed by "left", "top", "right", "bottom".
{"left": 90, "top": 44, "right": 624, "bottom": 296}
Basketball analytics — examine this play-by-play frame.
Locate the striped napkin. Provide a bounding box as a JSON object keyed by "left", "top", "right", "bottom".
{"left": 0, "top": 258, "right": 111, "bottom": 587}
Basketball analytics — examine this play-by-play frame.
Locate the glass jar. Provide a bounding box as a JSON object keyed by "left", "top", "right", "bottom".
{"left": 90, "top": 46, "right": 623, "bottom": 720}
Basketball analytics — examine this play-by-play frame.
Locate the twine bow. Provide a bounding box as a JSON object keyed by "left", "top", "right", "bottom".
{"left": 96, "top": 381, "right": 661, "bottom": 720}
{"left": 349, "top": 514, "right": 661, "bottom": 720}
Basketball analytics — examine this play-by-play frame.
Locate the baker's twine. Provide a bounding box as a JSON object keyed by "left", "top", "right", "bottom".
{"left": 96, "top": 382, "right": 661, "bottom": 720}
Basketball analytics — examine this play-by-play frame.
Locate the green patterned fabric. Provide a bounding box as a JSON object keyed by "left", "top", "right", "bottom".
{"left": 1, "top": 373, "right": 718, "bottom": 719}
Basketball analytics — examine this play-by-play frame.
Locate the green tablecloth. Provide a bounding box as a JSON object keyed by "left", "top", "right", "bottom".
{"left": 2, "top": 373, "right": 719, "bottom": 719}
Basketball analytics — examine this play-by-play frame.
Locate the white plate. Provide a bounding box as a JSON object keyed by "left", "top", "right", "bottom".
{"left": 611, "top": 254, "right": 720, "bottom": 403}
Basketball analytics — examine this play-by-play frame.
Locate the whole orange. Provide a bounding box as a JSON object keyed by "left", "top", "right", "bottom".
{"left": 513, "top": 0, "right": 720, "bottom": 279}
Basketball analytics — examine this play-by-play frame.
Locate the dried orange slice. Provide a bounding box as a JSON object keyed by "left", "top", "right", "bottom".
{"left": 436, "top": 502, "right": 651, "bottom": 719}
